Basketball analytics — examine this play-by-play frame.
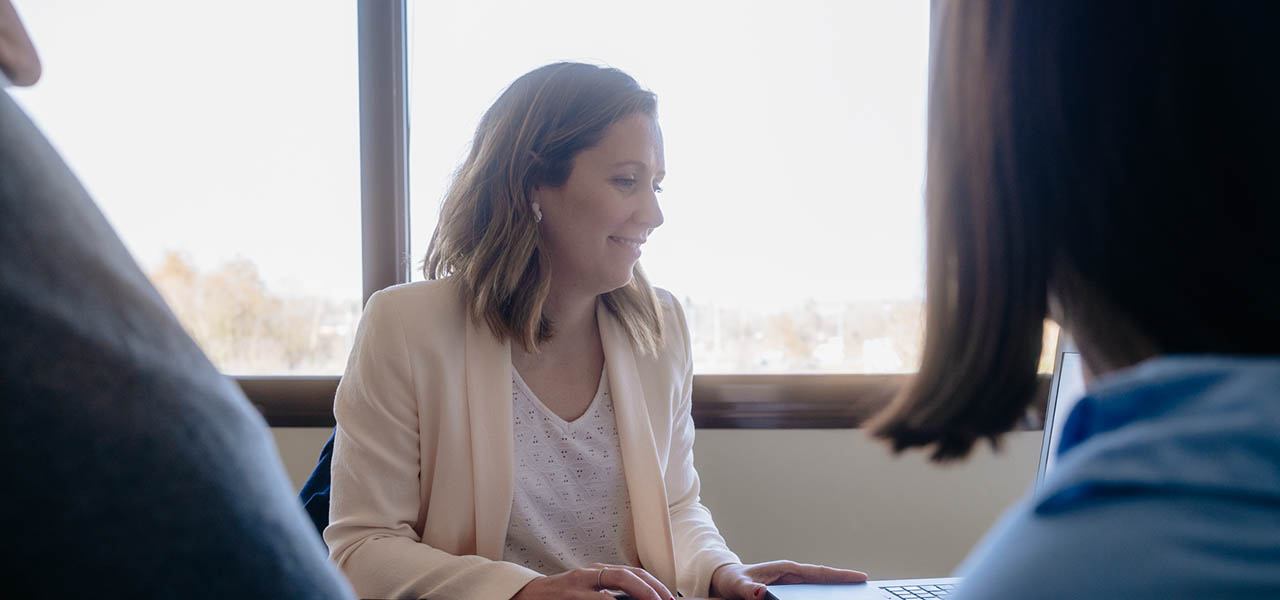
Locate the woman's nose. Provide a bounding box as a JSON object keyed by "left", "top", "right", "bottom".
{"left": 638, "top": 189, "right": 664, "bottom": 230}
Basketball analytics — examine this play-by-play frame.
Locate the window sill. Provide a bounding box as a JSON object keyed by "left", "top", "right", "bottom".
{"left": 242, "top": 373, "right": 1050, "bottom": 430}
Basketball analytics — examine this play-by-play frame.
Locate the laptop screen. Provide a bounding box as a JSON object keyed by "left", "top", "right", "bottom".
{"left": 1036, "top": 337, "right": 1087, "bottom": 489}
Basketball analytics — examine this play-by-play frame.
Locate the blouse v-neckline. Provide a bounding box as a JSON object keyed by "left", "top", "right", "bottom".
{"left": 511, "top": 364, "right": 609, "bottom": 432}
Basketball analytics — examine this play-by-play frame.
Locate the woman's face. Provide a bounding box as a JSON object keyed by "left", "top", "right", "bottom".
{"left": 534, "top": 112, "right": 665, "bottom": 299}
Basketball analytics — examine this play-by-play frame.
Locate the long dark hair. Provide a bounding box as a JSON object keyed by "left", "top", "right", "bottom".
{"left": 873, "top": 0, "right": 1280, "bottom": 460}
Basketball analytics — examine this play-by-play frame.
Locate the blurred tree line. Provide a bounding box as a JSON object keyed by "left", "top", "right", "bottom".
{"left": 147, "top": 251, "right": 359, "bottom": 375}
{"left": 683, "top": 297, "right": 925, "bottom": 374}
{"left": 144, "top": 252, "right": 1054, "bottom": 376}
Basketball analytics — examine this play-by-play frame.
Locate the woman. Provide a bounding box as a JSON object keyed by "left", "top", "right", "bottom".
{"left": 325, "top": 62, "right": 865, "bottom": 600}
{"left": 873, "top": 1, "right": 1280, "bottom": 597}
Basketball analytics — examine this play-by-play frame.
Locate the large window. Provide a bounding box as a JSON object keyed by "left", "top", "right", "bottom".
{"left": 11, "top": 1, "right": 1057, "bottom": 427}
{"left": 10, "top": 0, "right": 362, "bottom": 375}
{"left": 407, "top": 1, "right": 930, "bottom": 374}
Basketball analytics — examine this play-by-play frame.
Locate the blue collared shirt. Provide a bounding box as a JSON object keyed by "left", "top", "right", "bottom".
{"left": 952, "top": 356, "right": 1280, "bottom": 599}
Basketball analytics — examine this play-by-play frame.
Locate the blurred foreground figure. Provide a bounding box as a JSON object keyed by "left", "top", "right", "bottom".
{"left": 874, "top": 1, "right": 1280, "bottom": 598}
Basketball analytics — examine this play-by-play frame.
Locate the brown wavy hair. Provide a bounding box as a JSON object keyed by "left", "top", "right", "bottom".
{"left": 872, "top": 0, "right": 1280, "bottom": 460}
{"left": 424, "top": 62, "right": 664, "bottom": 353}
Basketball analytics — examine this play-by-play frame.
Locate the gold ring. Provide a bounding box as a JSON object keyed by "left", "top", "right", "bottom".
{"left": 597, "top": 567, "right": 607, "bottom": 589}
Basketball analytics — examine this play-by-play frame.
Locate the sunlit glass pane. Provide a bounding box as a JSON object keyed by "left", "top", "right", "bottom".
{"left": 408, "top": 1, "right": 928, "bottom": 374}
{"left": 11, "top": 0, "right": 362, "bottom": 375}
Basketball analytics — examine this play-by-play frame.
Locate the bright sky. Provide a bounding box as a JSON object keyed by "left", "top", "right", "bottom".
{"left": 11, "top": 1, "right": 363, "bottom": 301}
{"left": 12, "top": 0, "right": 928, "bottom": 310}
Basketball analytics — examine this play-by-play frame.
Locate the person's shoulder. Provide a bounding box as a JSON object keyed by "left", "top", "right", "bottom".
{"left": 368, "top": 277, "right": 461, "bottom": 307}
{"left": 653, "top": 286, "right": 678, "bottom": 305}
{"left": 364, "top": 278, "right": 466, "bottom": 324}
{"left": 951, "top": 494, "right": 1150, "bottom": 598}
{"left": 651, "top": 286, "right": 684, "bottom": 326}
{"left": 651, "top": 286, "right": 690, "bottom": 348}
{"left": 952, "top": 487, "right": 1280, "bottom": 599}
{"left": 356, "top": 278, "right": 473, "bottom": 361}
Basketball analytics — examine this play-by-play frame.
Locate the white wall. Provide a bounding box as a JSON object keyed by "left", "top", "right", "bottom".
{"left": 271, "top": 427, "right": 1040, "bottom": 579}
{"left": 273, "top": 427, "right": 336, "bottom": 493}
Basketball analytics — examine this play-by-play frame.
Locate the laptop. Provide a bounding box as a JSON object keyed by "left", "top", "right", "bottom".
{"left": 768, "top": 336, "right": 1086, "bottom": 600}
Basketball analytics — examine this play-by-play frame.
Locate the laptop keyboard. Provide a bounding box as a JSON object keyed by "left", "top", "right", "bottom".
{"left": 881, "top": 583, "right": 955, "bottom": 599}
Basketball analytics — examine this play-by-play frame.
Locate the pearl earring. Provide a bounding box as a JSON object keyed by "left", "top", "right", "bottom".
{"left": 531, "top": 202, "right": 543, "bottom": 223}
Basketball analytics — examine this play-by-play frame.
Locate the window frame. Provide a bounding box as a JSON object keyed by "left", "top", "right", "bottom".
{"left": 242, "top": 0, "right": 1050, "bottom": 432}
{"left": 245, "top": 373, "right": 1051, "bottom": 430}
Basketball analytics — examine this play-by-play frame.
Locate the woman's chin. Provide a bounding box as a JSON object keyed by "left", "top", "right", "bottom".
{"left": 599, "top": 271, "right": 635, "bottom": 296}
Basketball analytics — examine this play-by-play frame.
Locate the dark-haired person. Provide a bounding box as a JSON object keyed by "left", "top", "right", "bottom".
{"left": 872, "top": 1, "right": 1280, "bottom": 597}
{"left": 0, "top": 2, "right": 354, "bottom": 597}
{"left": 325, "top": 62, "right": 866, "bottom": 600}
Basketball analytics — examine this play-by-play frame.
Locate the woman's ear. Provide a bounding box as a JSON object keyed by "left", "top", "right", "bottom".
{"left": 529, "top": 183, "right": 564, "bottom": 222}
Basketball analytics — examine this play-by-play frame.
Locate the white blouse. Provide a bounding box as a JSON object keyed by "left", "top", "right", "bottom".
{"left": 503, "top": 366, "right": 641, "bottom": 575}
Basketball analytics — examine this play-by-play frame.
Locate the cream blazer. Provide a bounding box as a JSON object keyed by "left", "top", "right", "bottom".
{"left": 325, "top": 279, "right": 739, "bottom": 600}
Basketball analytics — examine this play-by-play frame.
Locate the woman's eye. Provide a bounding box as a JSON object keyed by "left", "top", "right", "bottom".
{"left": 614, "top": 177, "right": 637, "bottom": 188}
{"left": 653, "top": 184, "right": 664, "bottom": 194}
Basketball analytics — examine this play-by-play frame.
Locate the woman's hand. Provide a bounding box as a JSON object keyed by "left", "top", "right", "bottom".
{"left": 710, "top": 561, "right": 868, "bottom": 600}
{"left": 513, "top": 563, "right": 675, "bottom": 600}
